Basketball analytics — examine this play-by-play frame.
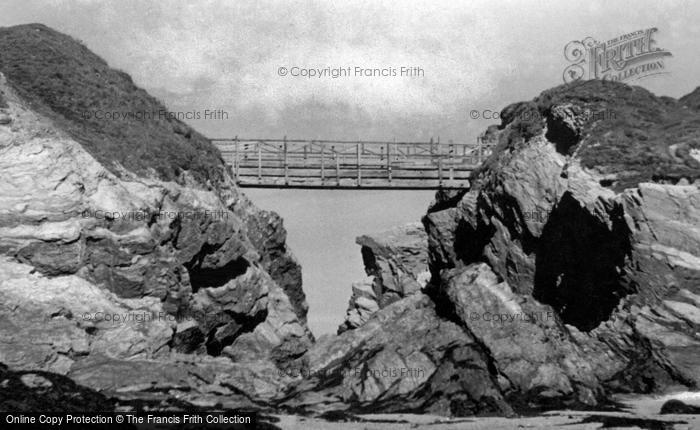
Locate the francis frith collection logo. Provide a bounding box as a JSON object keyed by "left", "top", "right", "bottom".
{"left": 563, "top": 27, "right": 672, "bottom": 83}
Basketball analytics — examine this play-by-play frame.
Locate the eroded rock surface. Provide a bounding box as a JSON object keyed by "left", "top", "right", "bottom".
{"left": 422, "top": 80, "right": 700, "bottom": 409}
{"left": 297, "top": 80, "right": 700, "bottom": 416}
{"left": 283, "top": 293, "right": 513, "bottom": 417}
{"left": 0, "top": 25, "right": 311, "bottom": 407}
{"left": 338, "top": 223, "right": 430, "bottom": 332}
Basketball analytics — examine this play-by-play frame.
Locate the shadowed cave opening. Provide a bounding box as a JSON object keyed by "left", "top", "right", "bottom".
{"left": 533, "top": 192, "right": 636, "bottom": 331}
{"left": 169, "top": 307, "right": 268, "bottom": 356}
{"left": 204, "top": 309, "right": 268, "bottom": 356}
{"left": 184, "top": 245, "right": 250, "bottom": 292}
{"left": 545, "top": 114, "right": 581, "bottom": 155}
{"left": 360, "top": 245, "right": 378, "bottom": 278}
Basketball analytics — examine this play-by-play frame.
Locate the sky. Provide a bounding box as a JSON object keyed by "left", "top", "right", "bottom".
{"left": 1, "top": 0, "right": 699, "bottom": 335}
{"left": 2, "top": 0, "right": 699, "bottom": 144}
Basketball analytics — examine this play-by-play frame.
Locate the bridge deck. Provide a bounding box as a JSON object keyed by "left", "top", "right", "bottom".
{"left": 213, "top": 138, "right": 489, "bottom": 189}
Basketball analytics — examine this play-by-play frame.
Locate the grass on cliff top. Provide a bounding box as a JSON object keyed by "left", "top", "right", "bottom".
{"left": 488, "top": 80, "right": 700, "bottom": 190}
{"left": 0, "top": 23, "right": 226, "bottom": 188}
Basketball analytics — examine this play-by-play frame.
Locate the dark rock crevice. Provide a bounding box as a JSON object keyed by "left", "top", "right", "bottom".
{"left": 545, "top": 113, "right": 582, "bottom": 155}
{"left": 205, "top": 308, "right": 268, "bottom": 356}
{"left": 359, "top": 245, "right": 379, "bottom": 278}
{"left": 533, "top": 192, "right": 636, "bottom": 331}
{"left": 184, "top": 244, "right": 250, "bottom": 292}
{"left": 169, "top": 306, "right": 269, "bottom": 356}
{"left": 453, "top": 217, "right": 495, "bottom": 267}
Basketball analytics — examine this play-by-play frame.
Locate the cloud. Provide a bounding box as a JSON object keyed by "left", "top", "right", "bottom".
{"left": 1, "top": 0, "right": 699, "bottom": 140}
{"left": 86, "top": 0, "right": 509, "bottom": 123}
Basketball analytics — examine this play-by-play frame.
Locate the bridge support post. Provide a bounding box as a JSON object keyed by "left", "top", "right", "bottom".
{"left": 386, "top": 143, "right": 392, "bottom": 184}
{"left": 257, "top": 141, "right": 262, "bottom": 183}
{"left": 234, "top": 135, "right": 239, "bottom": 183}
{"left": 356, "top": 143, "right": 362, "bottom": 187}
{"left": 320, "top": 142, "right": 325, "bottom": 184}
{"left": 334, "top": 146, "right": 340, "bottom": 186}
{"left": 449, "top": 142, "right": 454, "bottom": 181}
{"left": 437, "top": 142, "right": 443, "bottom": 187}
{"left": 284, "top": 135, "right": 289, "bottom": 185}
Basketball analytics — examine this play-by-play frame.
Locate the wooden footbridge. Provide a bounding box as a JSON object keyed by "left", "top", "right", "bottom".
{"left": 212, "top": 137, "right": 491, "bottom": 189}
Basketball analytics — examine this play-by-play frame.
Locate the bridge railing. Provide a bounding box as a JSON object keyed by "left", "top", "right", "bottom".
{"left": 211, "top": 137, "right": 493, "bottom": 188}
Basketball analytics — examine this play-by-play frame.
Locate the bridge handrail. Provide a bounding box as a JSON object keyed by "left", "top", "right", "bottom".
{"left": 211, "top": 137, "right": 494, "bottom": 147}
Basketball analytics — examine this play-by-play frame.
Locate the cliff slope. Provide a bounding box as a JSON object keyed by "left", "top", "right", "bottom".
{"left": 0, "top": 23, "right": 310, "bottom": 408}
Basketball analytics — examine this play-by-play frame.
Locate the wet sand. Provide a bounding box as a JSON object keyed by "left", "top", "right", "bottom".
{"left": 272, "top": 392, "right": 700, "bottom": 429}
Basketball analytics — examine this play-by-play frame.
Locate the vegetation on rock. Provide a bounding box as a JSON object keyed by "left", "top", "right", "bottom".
{"left": 0, "top": 23, "right": 225, "bottom": 187}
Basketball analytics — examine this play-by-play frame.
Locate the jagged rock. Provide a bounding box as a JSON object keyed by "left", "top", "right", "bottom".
{"left": 423, "top": 80, "right": 700, "bottom": 412}
{"left": 282, "top": 80, "right": 700, "bottom": 417}
{"left": 618, "top": 183, "right": 700, "bottom": 386}
{"left": 439, "top": 263, "right": 613, "bottom": 408}
{"left": 282, "top": 293, "right": 513, "bottom": 417}
{"left": 244, "top": 208, "right": 308, "bottom": 324}
{"left": 0, "top": 24, "right": 311, "bottom": 408}
{"left": 337, "top": 277, "right": 379, "bottom": 333}
{"left": 339, "top": 223, "right": 430, "bottom": 332}
{"left": 357, "top": 222, "right": 430, "bottom": 306}
{"left": 0, "top": 84, "right": 310, "bottom": 365}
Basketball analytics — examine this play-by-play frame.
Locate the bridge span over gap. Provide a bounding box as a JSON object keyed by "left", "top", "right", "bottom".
{"left": 212, "top": 137, "right": 492, "bottom": 189}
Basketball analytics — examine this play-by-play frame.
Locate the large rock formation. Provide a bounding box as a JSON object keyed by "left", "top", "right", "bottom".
{"left": 287, "top": 80, "right": 699, "bottom": 416}
{"left": 282, "top": 293, "right": 513, "bottom": 417}
{"left": 0, "top": 24, "right": 311, "bottom": 406}
{"left": 423, "top": 80, "right": 700, "bottom": 407}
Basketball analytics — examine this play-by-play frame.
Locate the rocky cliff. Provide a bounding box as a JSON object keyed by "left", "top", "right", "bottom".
{"left": 281, "top": 80, "right": 700, "bottom": 417}
{"left": 0, "top": 24, "right": 311, "bottom": 409}
{"left": 424, "top": 80, "right": 699, "bottom": 397}
{"left": 423, "top": 80, "right": 700, "bottom": 409}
